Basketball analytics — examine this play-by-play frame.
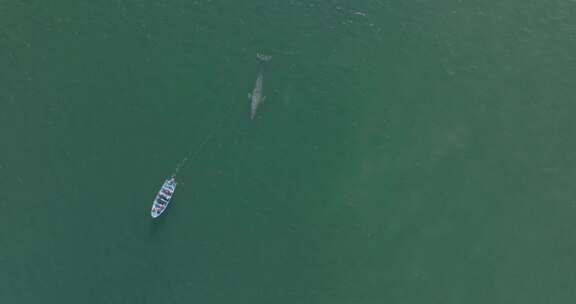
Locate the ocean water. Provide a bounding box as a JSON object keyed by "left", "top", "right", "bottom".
{"left": 1, "top": 1, "right": 576, "bottom": 303}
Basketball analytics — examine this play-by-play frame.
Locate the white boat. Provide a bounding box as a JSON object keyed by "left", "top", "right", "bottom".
{"left": 151, "top": 177, "right": 177, "bottom": 218}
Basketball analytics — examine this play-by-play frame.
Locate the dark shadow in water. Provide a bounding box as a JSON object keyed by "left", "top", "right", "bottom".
{"left": 147, "top": 199, "right": 181, "bottom": 237}
{"left": 148, "top": 211, "right": 169, "bottom": 237}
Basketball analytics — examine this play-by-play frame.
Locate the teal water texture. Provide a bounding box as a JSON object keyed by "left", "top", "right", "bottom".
{"left": 1, "top": 0, "right": 576, "bottom": 303}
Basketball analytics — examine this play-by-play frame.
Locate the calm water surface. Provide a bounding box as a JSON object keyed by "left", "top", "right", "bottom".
{"left": 1, "top": 1, "right": 576, "bottom": 303}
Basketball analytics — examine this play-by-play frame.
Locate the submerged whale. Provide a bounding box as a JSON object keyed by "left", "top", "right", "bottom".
{"left": 249, "top": 53, "right": 272, "bottom": 120}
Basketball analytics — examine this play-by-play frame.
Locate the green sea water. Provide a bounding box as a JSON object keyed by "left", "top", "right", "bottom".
{"left": 2, "top": 1, "right": 576, "bottom": 303}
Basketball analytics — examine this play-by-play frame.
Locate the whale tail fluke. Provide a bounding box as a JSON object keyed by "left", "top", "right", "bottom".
{"left": 257, "top": 53, "right": 272, "bottom": 62}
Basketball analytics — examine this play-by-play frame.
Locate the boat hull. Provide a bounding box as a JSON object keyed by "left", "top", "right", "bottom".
{"left": 151, "top": 177, "right": 177, "bottom": 218}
